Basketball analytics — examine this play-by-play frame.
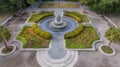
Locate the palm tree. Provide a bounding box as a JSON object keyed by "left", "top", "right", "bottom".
{"left": 105, "top": 26, "right": 120, "bottom": 47}
{"left": 0, "top": 26, "right": 11, "bottom": 50}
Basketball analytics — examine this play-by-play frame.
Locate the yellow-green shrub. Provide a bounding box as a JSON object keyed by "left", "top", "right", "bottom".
{"left": 65, "top": 24, "right": 84, "bottom": 39}
{"left": 64, "top": 12, "right": 89, "bottom": 23}
{"left": 28, "top": 11, "right": 54, "bottom": 23}
{"left": 65, "top": 13, "right": 82, "bottom": 23}
{"left": 32, "top": 24, "right": 52, "bottom": 39}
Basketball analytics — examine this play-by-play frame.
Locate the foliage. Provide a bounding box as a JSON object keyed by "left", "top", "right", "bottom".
{"left": 80, "top": 14, "right": 89, "bottom": 22}
{"left": 66, "top": 0, "right": 79, "bottom": 2}
{"left": 84, "top": 0, "right": 120, "bottom": 14}
{"left": 28, "top": 11, "right": 54, "bottom": 23}
{"left": 0, "top": 26, "right": 11, "bottom": 42}
{"left": 32, "top": 24, "right": 52, "bottom": 39}
{"left": 0, "top": 0, "right": 27, "bottom": 12}
{"left": 80, "top": 0, "right": 89, "bottom": 5}
{"left": 66, "top": 26, "right": 100, "bottom": 48}
{"left": 64, "top": 12, "right": 89, "bottom": 23}
{"left": 65, "top": 24, "right": 84, "bottom": 39}
{"left": 17, "top": 36, "right": 27, "bottom": 48}
{"left": 65, "top": 12, "right": 82, "bottom": 23}
{"left": 26, "top": 0, "right": 35, "bottom": 5}
{"left": 105, "top": 27, "right": 120, "bottom": 44}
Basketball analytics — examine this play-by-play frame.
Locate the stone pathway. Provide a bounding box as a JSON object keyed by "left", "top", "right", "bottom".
{"left": 36, "top": 50, "right": 78, "bottom": 67}
{"left": 48, "top": 33, "right": 67, "bottom": 59}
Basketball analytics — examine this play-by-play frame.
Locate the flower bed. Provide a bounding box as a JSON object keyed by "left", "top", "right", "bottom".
{"left": 16, "top": 25, "right": 51, "bottom": 48}
{"left": 65, "top": 26, "right": 100, "bottom": 49}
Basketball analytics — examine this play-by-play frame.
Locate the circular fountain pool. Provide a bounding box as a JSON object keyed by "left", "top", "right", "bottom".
{"left": 38, "top": 16, "right": 78, "bottom": 34}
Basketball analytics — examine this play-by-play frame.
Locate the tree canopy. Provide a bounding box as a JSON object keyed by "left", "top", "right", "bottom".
{"left": 105, "top": 27, "right": 120, "bottom": 45}
{"left": 0, "top": 26, "right": 11, "bottom": 42}
{"left": 80, "top": 0, "right": 120, "bottom": 14}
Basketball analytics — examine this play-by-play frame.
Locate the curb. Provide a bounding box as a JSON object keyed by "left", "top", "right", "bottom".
{"left": 0, "top": 45, "right": 16, "bottom": 56}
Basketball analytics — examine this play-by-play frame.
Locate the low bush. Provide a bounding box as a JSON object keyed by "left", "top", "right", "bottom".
{"left": 28, "top": 11, "right": 54, "bottom": 23}
{"left": 32, "top": 24, "right": 52, "bottom": 39}
{"left": 65, "top": 24, "right": 84, "bottom": 39}
{"left": 80, "top": 14, "right": 89, "bottom": 22}
{"left": 64, "top": 12, "right": 89, "bottom": 23}
{"left": 65, "top": 12, "right": 82, "bottom": 23}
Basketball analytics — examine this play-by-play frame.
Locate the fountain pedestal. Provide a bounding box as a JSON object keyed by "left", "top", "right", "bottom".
{"left": 50, "top": 9, "right": 66, "bottom": 29}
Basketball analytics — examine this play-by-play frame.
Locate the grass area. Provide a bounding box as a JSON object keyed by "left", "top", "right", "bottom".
{"left": 39, "top": 2, "right": 79, "bottom": 8}
{"left": 16, "top": 25, "right": 51, "bottom": 48}
{"left": 28, "top": 11, "right": 53, "bottom": 23}
{"left": 64, "top": 12, "right": 89, "bottom": 23}
{"left": 66, "top": 26, "right": 100, "bottom": 49}
{"left": 101, "top": 46, "right": 113, "bottom": 54}
{"left": 0, "top": 12, "right": 11, "bottom": 25}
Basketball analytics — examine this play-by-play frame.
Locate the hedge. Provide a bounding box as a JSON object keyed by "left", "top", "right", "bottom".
{"left": 28, "top": 11, "right": 54, "bottom": 23}
{"left": 65, "top": 24, "right": 84, "bottom": 39}
{"left": 64, "top": 12, "right": 89, "bottom": 23}
{"left": 64, "top": 12, "right": 82, "bottom": 23}
{"left": 32, "top": 24, "right": 52, "bottom": 39}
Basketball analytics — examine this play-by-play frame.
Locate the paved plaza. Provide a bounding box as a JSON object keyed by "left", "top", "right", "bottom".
{"left": 0, "top": 3, "right": 120, "bottom": 67}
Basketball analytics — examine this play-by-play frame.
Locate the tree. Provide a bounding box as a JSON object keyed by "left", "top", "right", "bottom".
{"left": 105, "top": 27, "right": 120, "bottom": 47}
{"left": 0, "top": 0, "right": 27, "bottom": 12}
{"left": 0, "top": 26, "right": 11, "bottom": 50}
{"left": 26, "top": 0, "right": 36, "bottom": 9}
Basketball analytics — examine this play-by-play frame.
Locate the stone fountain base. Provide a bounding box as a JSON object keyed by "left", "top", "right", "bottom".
{"left": 50, "top": 21, "right": 67, "bottom": 29}
{"left": 36, "top": 50, "right": 78, "bottom": 67}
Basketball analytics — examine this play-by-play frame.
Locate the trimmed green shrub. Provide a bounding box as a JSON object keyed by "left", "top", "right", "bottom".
{"left": 65, "top": 24, "right": 84, "bottom": 39}
{"left": 64, "top": 12, "right": 89, "bottom": 23}
{"left": 65, "top": 12, "right": 82, "bottom": 23}
{"left": 80, "top": 14, "right": 89, "bottom": 22}
{"left": 32, "top": 24, "right": 52, "bottom": 39}
{"left": 28, "top": 11, "right": 54, "bottom": 23}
